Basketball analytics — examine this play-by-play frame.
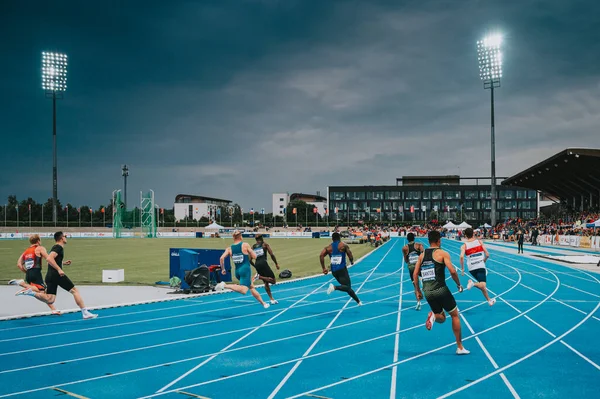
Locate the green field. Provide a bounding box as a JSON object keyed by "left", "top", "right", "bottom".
{"left": 0, "top": 238, "right": 376, "bottom": 286}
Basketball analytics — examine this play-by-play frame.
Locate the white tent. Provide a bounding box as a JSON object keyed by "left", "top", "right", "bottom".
{"left": 457, "top": 221, "right": 472, "bottom": 230}
{"left": 205, "top": 222, "right": 224, "bottom": 230}
{"left": 443, "top": 222, "right": 458, "bottom": 229}
{"left": 483, "top": 223, "right": 492, "bottom": 228}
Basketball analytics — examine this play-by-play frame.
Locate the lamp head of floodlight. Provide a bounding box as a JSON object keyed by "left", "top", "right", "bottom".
{"left": 42, "top": 52, "right": 68, "bottom": 92}
{"left": 477, "top": 34, "right": 503, "bottom": 82}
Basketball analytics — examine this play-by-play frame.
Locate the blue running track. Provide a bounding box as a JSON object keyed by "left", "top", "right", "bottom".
{"left": 1, "top": 237, "right": 599, "bottom": 398}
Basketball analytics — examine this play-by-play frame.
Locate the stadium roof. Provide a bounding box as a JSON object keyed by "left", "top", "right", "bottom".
{"left": 502, "top": 148, "right": 600, "bottom": 200}
{"left": 290, "top": 193, "right": 327, "bottom": 202}
{"left": 174, "top": 194, "right": 232, "bottom": 203}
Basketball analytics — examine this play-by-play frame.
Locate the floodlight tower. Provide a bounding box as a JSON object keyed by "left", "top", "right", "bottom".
{"left": 42, "top": 52, "right": 68, "bottom": 224}
{"left": 477, "top": 34, "right": 502, "bottom": 227}
{"left": 122, "top": 164, "right": 129, "bottom": 208}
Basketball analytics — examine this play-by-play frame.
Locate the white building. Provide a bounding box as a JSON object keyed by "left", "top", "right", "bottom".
{"left": 174, "top": 194, "right": 232, "bottom": 221}
{"left": 272, "top": 192, "right": 327, "bottom": 216}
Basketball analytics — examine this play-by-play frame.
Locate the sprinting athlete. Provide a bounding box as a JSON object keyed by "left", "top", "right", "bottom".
{"left": 10, "top": 234, "right": 61, "bottom": 315}
{"left": 460, "top": 227, "right": 495, "bottom": 306}
{"left": 402, "top": 232, "right": 425, "bottom": 310}
{"left": 20, "top": 231, "right": 98, "bottom": 319}
{"left": 217, "top": 230, "right": 270, "bottom": 309}
{"left": 414, "top": 230, "right": 469, "bottom": 355}
{"left": 250, "top": 234, "right": 280, "bottom": 305}
{"left": 320, "top": 232, "right": 362, "bottom": 306}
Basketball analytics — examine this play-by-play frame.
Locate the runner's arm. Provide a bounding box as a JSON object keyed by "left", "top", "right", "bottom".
{"left": 219, "top": 248, "right": 231, "bottom": 270}
{"left": 443, "top": 251, "right": 463, "bottom": 291}
{"left": 480, "top": 240, "right": 490, "bottom": 261}
{"left": 402, "top": 246, "right": 409, "bottom": 264}
{"left": 46, "top": 251, "right": 65, "bottom": 276}
{"left": 16, "top": 254, "right": 25, "bottom": 273}
{"left": 343, "top": 243, "right": 354, "bottom": 265}
{"left": 244, "top": 243, "right": 257, "bottom": 261}
{"left": 266, "top": 244, "right": 279, "bottom": 269}
{"left": 319, "top": 247, "right": 329, "bottom": 274}
{"left": 413, "top": 254, "right": 424, "bottom": 300}
{"left": 459, "top": 244, "right": 465, "bottom": 275}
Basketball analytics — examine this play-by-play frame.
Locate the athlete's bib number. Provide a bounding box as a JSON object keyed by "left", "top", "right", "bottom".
{"left": 408, "top": 253, "right": 419, "bottom": 265}
{"left": 421, "top": 264, "right": 436, "bottom": 282}
{"left": 467, "top": 253, "right": 485, "bottom": 270}
{"left": 254, "top": 248, "right": 264, "bottom": 257}
{"left": 24, "top": 259, "right": 35, "bottom": 270}
{"left": 232, "top": 254, "right": 244, "bottom": 264}
{"left": 331, "top": 255, "right": 343, "bottom": 266}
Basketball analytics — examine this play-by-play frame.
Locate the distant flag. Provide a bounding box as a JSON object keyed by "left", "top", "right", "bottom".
{"left": 28, "top": 204, "right": 31, "bottom": 211}
{"left": 399, "top": 206, "right": 404, "bottom": 212}
{"left": 160, "top": 208, "right": 164, "bottom": 214}
{"left": 421, "top": 205, "right": 426, "bottom": 212}
{"left": 241, "top": 208, "right": 244, "bottom": 214}
{"left": 434, "top": 205, "right": 438, "bottom": 212}
{"left": 292, "top": 208, "right": 297, "bottom": 214}
{"left": 250, "top": 208, "right": 254, "bottom": 215}
{"left": 334, "top": 207, "right": 338, "bottom": 214}
{"left": 101, "top": 207, "right": 105, "bottom": 213}
{"left": 89, "top": 208, "right": 93, "bottom": 213}
{"left": 283, "top": 208, "right": 286, "bottom": 214}
{"left": 216, "top": 208, "right": 221, "bottom": 215}
{"left": 313, "top": 207, "right": 318, "bottom": 214}
{"left": 77, "top": 207, "right": 80, "bottom": 213}
{"left": 261, "top": 208, "right": 265, "bottom": 215}
{"left": 376, "top": 208, "right": 381, "bottom": 213}
{"left": 410, "top": 206, "right": 414, "bottom": 213}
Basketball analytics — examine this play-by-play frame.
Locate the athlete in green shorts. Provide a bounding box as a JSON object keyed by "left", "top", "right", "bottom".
{"left": 218, "top": 230, "right": 270, "bottom": 309}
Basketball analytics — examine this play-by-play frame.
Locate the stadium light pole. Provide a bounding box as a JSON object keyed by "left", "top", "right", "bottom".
{"left": 477, "top": 34, "right": 502, "bottom": 227}
{"left": 42, "top": 52, "right": 68, "bottom": 224}
{"left": 122, "top": 165, "right": 129, "bottom": 208}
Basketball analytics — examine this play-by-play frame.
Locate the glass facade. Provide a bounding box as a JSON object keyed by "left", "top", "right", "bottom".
{"left": 327, "top": 185, "right": 538, "bottom": 224}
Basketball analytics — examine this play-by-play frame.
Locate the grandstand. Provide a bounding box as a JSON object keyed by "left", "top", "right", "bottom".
{"left": 502, "top": 148, "right": 600, "bottom": 212}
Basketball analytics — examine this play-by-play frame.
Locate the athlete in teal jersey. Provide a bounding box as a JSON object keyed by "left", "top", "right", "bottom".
{"left": 218, "top": 230, "right": 270, "bottom": 309}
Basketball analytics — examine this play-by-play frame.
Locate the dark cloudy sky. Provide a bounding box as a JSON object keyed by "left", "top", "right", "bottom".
{"left": 1, "top": 0, "right": 598, "bottom": 210}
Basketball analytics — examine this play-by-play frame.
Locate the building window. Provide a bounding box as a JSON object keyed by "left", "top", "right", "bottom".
{"left": 431, "top": 191, "right": 442, "bottom": 200}
{"left": 330, "top": 192, "right": 345, "bottom": 200}
{"left": 367, "top": 192, "right": 384, "bottom": 200}
{"left": 516, "top": 190, "right": 527, "bottom": 199}
{"left": 444, "top": 191, "right": 461, "bottom": 199}
{"left": 386, "top": 191, "right": 401, "bottom": 200}
{"left": 480, "top": 190, "right": 491, "bottom": 199}
{"left": 347, "top": 192, "right": 366, "bottom": 200}
{"left": 528, "top": 190, "right": 537, "bottom": 199}
{"left": 465, "top": 190, "right": 478, "bottom": 199}
{"left": 279, "top": 198, "right": 284, "bottom": 201}
{"left": 499, "top": 190, "right": 514, "bottom": 199}
{"left": 279, "top": 205, "right": 284, "bottom": 209}
{"left": 406, "top": 191, "right": 421, "bottom": 200}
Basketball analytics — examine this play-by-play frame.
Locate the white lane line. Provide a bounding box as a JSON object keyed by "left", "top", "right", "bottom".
{"left": 0, "top": 274, "right": 509, "bottom": 399}
{"left": 266, "top": 240, "right": 399, "bottom": 399}
{"left": 389, "top": 256, "right": 405, "bottom": 399}
{"left": 560, "top": 341, "right": 600, "bottom": 371}
{"left": 0, "top": 267, "right": 402, "bottom": 352}
{"left": 0, "top": 279, "right": 410, "bottom": 374}
{"left": 155, "top": 278, "right": 332, "bottom": 393}
{"left": 436, "top": 301, "right": 600, "bottom": 399}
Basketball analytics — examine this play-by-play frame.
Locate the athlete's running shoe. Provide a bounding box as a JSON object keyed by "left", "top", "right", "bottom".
{"left": 82, "top": 311, "right": 98, "bottom": 320}
{"left": 425, "top": 311, "right": 436, "bottom": 330}
{"left": 263, "top": 303, "right": 271, "bottom": 309}
{"left": 8, "top": 279, "right": 23, "bottom": 286}
{"left": 253, "top": 273, "right": 260, "bottom": 282}
{"left": 270, "top": 299, "right": 278, "bottom": 305}
{"left": 215, "top": 282, "right": 226, "bottom": 291}
{"left": 15, "top": 288, "right": 34, "bottom": 297}
{"left": 467, "top": 280, "right": 474, "bottom": 290}
{"left": 327, "top": 283, "right": 335, "bottom": 295}
{"left": 456, "top": 347, "right": 470, "bottom": 355}
{"left": 415, "top": 300, "right": 422, "bottom": 311}
{"left": 357, "top": 301, "right": 364, "bottom": 307}
{"left": 488, "top": 298, "right": 496, "bottom": 306}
